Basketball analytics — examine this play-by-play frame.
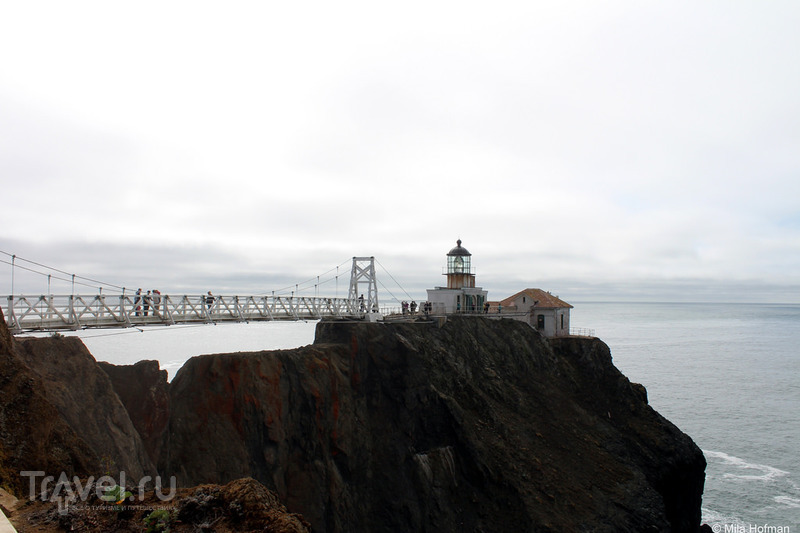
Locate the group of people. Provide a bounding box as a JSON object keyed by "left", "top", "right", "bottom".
{"left": 401, "top": 300, "right": 418, "bottom": 315}
{"left": 401, "top": 300, "right": 434, "bottom": 316}
{"left": 357, "top": 294, "right": 379, "bottom": 313}
{"left": 133, "top": 289, "right": 217, "bottom": 317}
{"left": 133, "top": 288, "right": 162, "bottom": 317}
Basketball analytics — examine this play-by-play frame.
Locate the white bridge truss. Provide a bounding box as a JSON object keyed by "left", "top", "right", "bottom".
{"left": 3, "top": 294, "right": 366, "bottom": 333}
{"left": 3, "top": 257, "right": 381, "bottom": 333}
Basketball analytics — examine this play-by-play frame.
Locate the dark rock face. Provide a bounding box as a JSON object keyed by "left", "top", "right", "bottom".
{"left": 1, "top": 308, "right": 704, "bottom": 531}
{"left": 1, "top": 309, "right": 311, "bottom": 531}
{"left": 98, "top": 359, "right": 170, "bottom": 466}
{"left": 0, "top": 308, "right": 98, "bottom": 497}
{"left": 162, "top": 317, "right": 706, "bottom": 532}
{"left": 549, "top": 336, "right": 707, "bottom": 533}
{"left": 15, "top": 335, "right": 156, "bottom": 481}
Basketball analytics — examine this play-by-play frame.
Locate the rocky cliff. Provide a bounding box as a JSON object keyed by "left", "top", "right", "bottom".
{"left": 10, "top": 477, "right": 310, "bottom": 532}
{"left": 15, "top": 335, "right": 157, "bottom": 481}
{"left": 0, "top": 307, "right": 309, "bottom": 533}
{"left": 97, "top": 359, "right": 170, "bottom": 466}
{"left": 161, "top": 317, "right": 706, "bottom": 532}
{"left": 0, "top": 309, "right": 98, "bottom": 496}
{"left": 1, "top": 306, "right": 705, "bottom": 532}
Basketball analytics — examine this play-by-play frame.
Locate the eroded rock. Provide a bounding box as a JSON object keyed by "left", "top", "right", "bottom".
{"left": 0, "top": 308, "right": 98, "bottom": 497}
{"left": 16, "top": 335, "right": 157, "bottom": 481}
{"left": 161, "top": 317, "right": 706, "bottom": 532}
{"left": 98, "top": 359, "right": 170, "bottom": 466}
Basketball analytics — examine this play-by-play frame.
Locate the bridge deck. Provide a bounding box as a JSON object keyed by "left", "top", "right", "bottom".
{"left": 3, "top": 294, "right": 375, "bottom": 333}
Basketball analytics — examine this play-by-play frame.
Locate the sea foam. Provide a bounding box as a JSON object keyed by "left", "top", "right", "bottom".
{"left": 704, "top": 450, "right": 789, "bottom": 482}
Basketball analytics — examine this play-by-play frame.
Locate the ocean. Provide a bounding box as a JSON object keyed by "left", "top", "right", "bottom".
{"left": 571, "top": 302, "right": 800, "bottom": 529}
{"left": 67, "top": 301, "right": 799, "bottom": 529}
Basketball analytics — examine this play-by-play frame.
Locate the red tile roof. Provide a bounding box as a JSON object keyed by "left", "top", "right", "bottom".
{"left": 499, "top": 289, "right": 573, "bottom": 309}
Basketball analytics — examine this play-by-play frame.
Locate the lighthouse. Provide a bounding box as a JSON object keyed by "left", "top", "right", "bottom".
{"left": 445, "top": 239, "right": 475, "bottom": 289}
{"left": 426, "top": 239, "right": 488, "bottom": 314}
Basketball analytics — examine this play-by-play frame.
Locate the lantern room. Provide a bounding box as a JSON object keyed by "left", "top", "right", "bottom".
{"left": 446, "top": 239, "right": 475, "bottom": 289}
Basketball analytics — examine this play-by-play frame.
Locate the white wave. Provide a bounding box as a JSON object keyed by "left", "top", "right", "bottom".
{"left": 703, "top": 450, "right": 789, "bottom": 482}
{"left": 774, "top": 495, "right": 800, "bottom": 508}
{"left": 701, "top": 506, "right": 744, "bottom": 526}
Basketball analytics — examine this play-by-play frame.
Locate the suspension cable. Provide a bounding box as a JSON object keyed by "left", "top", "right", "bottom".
{"left": 264, "top": 258, "right": 352, "bottom": 296}
{"left": 375, "top": 258, "right": 414, "bottom": 301}
{"left": 0, "top": 250, "right": 125, "bottom": 291}
{"left": 376, "top": 277, "right": 403, "bottom": 305}
{"left": 2, "top": 251, "right": 401, "bottom": 302}
{"left": 0, "top": 257, "right": 106, "bottom": 291}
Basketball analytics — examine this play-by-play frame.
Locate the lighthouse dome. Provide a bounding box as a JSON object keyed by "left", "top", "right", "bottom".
{"left": 447, "top": 239, "right": 471, "bottom": 256}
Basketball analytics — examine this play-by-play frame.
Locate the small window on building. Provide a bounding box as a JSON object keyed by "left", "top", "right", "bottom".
{"left": 561, "top": 314, "right": 564, "bottom": 329}
{"left": 522, "top": 296, "right": 526, "bottom": 303}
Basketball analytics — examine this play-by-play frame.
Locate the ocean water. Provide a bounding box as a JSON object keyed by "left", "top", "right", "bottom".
{"left": 62, "top": 302, "right": 799, "bottom": 528}
{"left": 571, "top": 302, "right": 800, "bottom": 528}
{"left": 71, "top": 320, "right": 319, "bottom": 379}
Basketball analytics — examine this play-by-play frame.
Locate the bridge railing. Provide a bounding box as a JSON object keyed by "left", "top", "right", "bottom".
{"left": 3, "top": 294, "right": 366, "bottom": 333}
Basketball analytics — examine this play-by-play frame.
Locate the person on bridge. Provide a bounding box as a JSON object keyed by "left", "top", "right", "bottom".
{"left": 134, "top": 288, "right": 142, "bottom": 317}
{"left": 152, "top": 289, "right": 162, "bottom": 317}
{"left": 206, "top": 291, "right": 214, "bottom": 311}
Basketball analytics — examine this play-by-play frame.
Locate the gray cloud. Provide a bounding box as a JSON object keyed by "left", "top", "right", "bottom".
{"left": 2, "top": 1, "right": 800, "bottom": 304}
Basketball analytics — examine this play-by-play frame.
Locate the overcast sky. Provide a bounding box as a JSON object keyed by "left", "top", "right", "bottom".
{"left": 2, "top": 1, "right": 799, "bottom": 304}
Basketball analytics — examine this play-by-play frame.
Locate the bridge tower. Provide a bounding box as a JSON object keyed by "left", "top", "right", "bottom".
{"left": 348, "top": 256, "right": 379, "bottom": 315}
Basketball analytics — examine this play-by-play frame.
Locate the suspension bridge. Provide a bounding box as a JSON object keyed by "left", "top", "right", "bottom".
{"left": 2, "top": 255, "right": 390, "bottom": 334}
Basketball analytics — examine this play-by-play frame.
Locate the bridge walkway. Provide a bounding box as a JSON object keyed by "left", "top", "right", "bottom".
{"left": 3, "top": 293, "right": 374, "bottom": 333}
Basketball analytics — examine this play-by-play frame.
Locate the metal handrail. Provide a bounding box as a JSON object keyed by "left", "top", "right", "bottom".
{"left": 3, "top": 293, "right": 369, "bottom": 333}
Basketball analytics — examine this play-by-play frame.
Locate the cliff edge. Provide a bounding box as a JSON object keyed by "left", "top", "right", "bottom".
{"left": 0, "top": 308, "right": 310, "bottom": 533}
{"left": 0, "top": 309, "right": 98, "bottom": 497}
{"left": 15, "top": 335, "right": 157, "bottom": 481}
{"left": 162, "top": 317, "right": 706, "bottom": 532}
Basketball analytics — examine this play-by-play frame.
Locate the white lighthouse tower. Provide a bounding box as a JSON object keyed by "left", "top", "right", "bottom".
{"left": 426, "top": 239, "right": 488, "bottom": 314}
